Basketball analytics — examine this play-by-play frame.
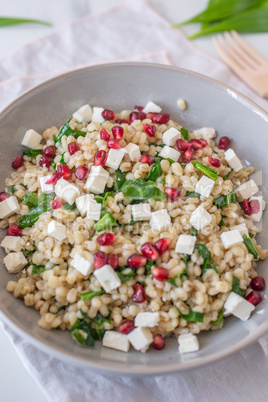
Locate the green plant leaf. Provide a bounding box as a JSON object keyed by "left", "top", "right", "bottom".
{"left": 176, "top": 307, "right": 205, "bottom": 323}
{"left": 6, "top": 185, "right": 16, "bottom": 194}
{"left": 146, "top": 161, "right": 163, "bottom": 182}
{"left": 195, "top": 243, "right": 220, "bottom": 275}
{"left": 116, "top": 266, "right": 136, "bottom": 283}
{"left": 22, "top": 149, "right": 42, "bottom": 158}
{"left": 0, "top": 17, "right": 52, "bottom": 27}
{"left": 191, "top": 160, "right": 218, "bottom": 181}
{"left": 17, "top": 192, "right": 55, "bottom": 228}
{"left": 213, "top": 191, "right": 236, "bottom": 208}
{"left": 210, "top": 310, "right": 224, "bottom": 326}
{"left": 180, "top": 128, "right": 190, "bottom": 141}
{"left": 243, "top": 234, "right": 259, "bottom": 260}
{"left": 121, "top": 178, "right": 166, "bottom": 202}
{"left": 22, "top": 192, "right": 39, "bottom": 208}
{"left": 55, "top": 122, "right": 87, "bottom": 144}
{"left": 94, "top": 213, "right": 117, "bottom": 232}
{"left": 232, "top": 276, "right": 247, "bottom": 297}
{"left": 185, "top": 191, "right": 200, "bottom": 199}
{"left": 80, "top": 290, "right": 105, "bottom": 301}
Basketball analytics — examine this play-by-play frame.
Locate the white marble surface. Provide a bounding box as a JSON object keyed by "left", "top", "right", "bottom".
{"left": 0, "top": 1, "right": 267, "bottom": 401}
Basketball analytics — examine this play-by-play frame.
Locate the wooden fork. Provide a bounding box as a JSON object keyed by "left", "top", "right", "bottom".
{"left": 213, "top": 30, "right": 268, "bottom": 98}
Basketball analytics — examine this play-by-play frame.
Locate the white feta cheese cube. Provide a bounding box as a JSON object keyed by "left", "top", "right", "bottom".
{"left": 224, "top": 148, "right": 243, "bottom": 172}
{"left": 87, "top": 203, "right": 102, "bottom": 221}
{"left": 118, "top": 147, "right": 128, "bottom": 155}
{"left": 220, "top": 229, "right": 243, "bottom": 249}
{"left": 84, "top": 166, "right": 109, "bottom": 194}
{"left": 162, "top": 127, "right": 181, "bottom": 146}
{"left": 127, "top": 327, "right": 153, "bottom": 352}
{"left": 75, "top": 194, "right": 95, "bottom": 217}
{"left": 175, "top": 234, "right": 197, "bottom": 255}
{"left": 105, "top": 149, "right": 124, "bottom": 170}
{"left": 142, "top": 101, "right": 162, "bottom": 114}
{"left": 91, "top": 107, "right": 105, "bottom": 123}
{"left": 47, "top": 220, "right": 67, "bottom": 241}
{"left": 178, "top": 333, "right": 199, "bottom": 354}
{"left": 235, "top": 179, "right": 259, "bottom": 202}
{"left": 21, "top": 129, "right": 42, "bottom": 149}
{"left": 102, "top": 331, "right": 130, "bottom": 352}
{"left": 3, "top": 252, "right": 28, "bottom": 273}
{"left": 249, "top": 196, "right": 266, "bottom": 222}
{"left": 195, "top": 176, "right": 215, "bottom": 198}
{"left": 39, "top": 175, "right": 54, "bottom": 194}
{"left": 125, "top": 143, "right": 141, "bottom": 162}
{"left": 193, "top": 127, "right": 216, "bottom": 139}
{"left": 55, "top": 178, "right": 80, "bottom": 205}
{"left": 230, "top": 223, "right": 249, "bottom": 237}
{"left": 0, "top": 196, "right": 20, "bottom": 219}
{"left": 132, "top": 203, "right": 151, "bottom": 221}
{"left": 94, "top": 264, "right": 121, "bottom": 293}
{"left": 224, "top": 291, "right": 255, "bottom": 321}
{"left": 71, "top": 252, "right": 94, "bottom": 276}
{"left": 1, "top": 236, "right": 25, "bottom": 252}
{"left": 159, "top": 145, "right": 180, "bottom": 162}
{"left": 134, "top": 312, "right": 160, "bottom": 328}
{"left": 189, "top": 205, "right": 212, "bottom": 230}
{"left": 149, "top": 209, "right": 171, "bottom": 231}
{"left": 72, "top": 104, "right": 92, "bottom": 122}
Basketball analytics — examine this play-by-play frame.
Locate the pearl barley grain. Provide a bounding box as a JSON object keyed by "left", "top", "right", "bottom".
{"left": 177, "top": 98, "right": 187, "bottom": 110}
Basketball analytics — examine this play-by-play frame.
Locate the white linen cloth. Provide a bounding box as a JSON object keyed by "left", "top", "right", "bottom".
{"left": 0, "top": 1, "right": 268, "bottom": 401}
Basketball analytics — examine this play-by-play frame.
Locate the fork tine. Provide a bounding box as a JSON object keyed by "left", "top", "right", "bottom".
{"left": 213, "top": 35, "right": 246, "bottom": 73}
{"left": 231, "top": 30, "right": 267, "bottom": 65}
{"left": 217, "top": 34, "right": 252, "bottom": 71}
{"left": 224, "top": 31, "right": 259, "bottom": 70}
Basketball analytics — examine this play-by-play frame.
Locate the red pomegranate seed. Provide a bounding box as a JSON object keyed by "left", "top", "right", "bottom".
{"left": 0, "top": 192, "right": 11, "bottom": 202}
{"left": 188, "top": 139, "right": 203, "bottom": 150}
{"left": 94, "top": 251, "right": 108, "bottom": 269}
{"left": 97, "top": 232, "right": 116, "bottom": 246}
{"left": 151, "top": 267, "right": 169, "bottom": 281}
{"left": 100, "top": 128, "right": 110, "bottom": 141}
{"left": 6, "top": 224, "right": 22, "bottom": 237}
{"left": 184, "top": 147, "right": 194, "bottom": 160}
{"left": 127, "top": 253, "right": 147, "bottom": 269}
{"left": 141, "top": 242, "right": 159, "bottom": 261}
{"left": 39, "top": 155, "right": 51, "bottom": 168}
{"left": 218, "top": 136, "right": 230, "bottom": 150}
{"left": 132, "top": 284, "right": 146, "bottom": 303}
{"left": 94, "top": 150, "right": 107, "bottom": 166}
{"left": 243, "top": 199, "right": 252, "bottom": 215}
{"left": 42, "top": 146, "right": 56, "bottom": 158}
{"left": 50, "top": 197, "right": 63, "bottom": 209}
{"left": 57, "top": 164, "right": 72, "bottom": 180}
{"left": 107, "top": 139, "right": 121, "bottom": 149}
{"left": 108, "top": 254, "right": 119, "bottom": 269}
{"left": 129, "top": 111, "right": 146, "bottom": 123}
{"left": 152, "top": 113, "right": 170, "bottom": 124}
{"left": 146, "top": 112, "right": 157, "bottom": 120}
{"left": 176, "top": 139, "right": 191, "bottom": 151}
{"left": 152, "top": 334, "right": 165, "bottom": 350}
{"left": 102, "top": 109, "right": 114, "bottom": 120}
{"left": 164, "top": 187, "right": 181, "bottom": 201}
{"left": 74, "top": 165, "right": 89, "bottom": 180}
{"left": 68, "top": 142, "right": 80, "bottom": 155}
{"left": 45, "top": 172, "right": 62, "bottom": 185}
{"left": 250, "top": 276, "right": 265, "bottom": 291}
{"left": 114, "top": 119, "right": 129, "bottom": 124}
{"left": 245, "top": 290, "right": 262, "bottom": 306}
{"left": 144, "top": 123, "right": 156, "bottom": 137}
{"left": 249, "top": 199, "right": 260, "bottom": 214}
{"left": 199, "top": 138, "right": 208, "bottom": 148}
{"left": 111, "top": 126, "right": 124, "bottom": 140}
{"left": 155, "top": 238, "right": 171, "bottom": 255}
{"left": 134, "top": 105, "right": 144, "bottom": 111}
{"left": 139, "top": 154, "right": 155, "bottom": 165}
{"left": 118, "top": 320, "right": 135, "bottom": 334}
{"left": 12, "top": 155, "right": 24, "bottom": 169}
{"left": 208, "top": 157, "right": 221, "bottom": 168}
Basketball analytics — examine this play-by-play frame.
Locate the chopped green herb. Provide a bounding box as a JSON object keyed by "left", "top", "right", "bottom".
{"left": 22, "top": 192, "right": 39, "bottom": 208}
{"left": 232, "top": 276, "right": 247, "bottom": 297}
{"left": 22, "top": 149, "right": 42, "bottom": 158}
{"left": 161, "top": 177, "right": 166, "bottom": 185}
{"left": 182, "top": 253, "right": 190, "bottom": 275}
{"left": 24, "top": 248, "right": 36, "bottom": 256}
{"left": 116, "top": 266, "right": 136, "bottom": 283}
{"left": 210, "top": 310, "right": 224, "bottom": 326}
{"left": 249, "top": 233, "right": 254, "bottom": 239}
{"left": 145, "top": 259, "right": 154, "bottom": 276}
{"left": 213, "top": 191, "right": 236, "bottom": 208}
{"left": 219, "top": 215, "right": 226, "bottom": 226}
{"left": 191, "top": 227, "right": 197, "bottom": 236}
{"left": 94, "top": 213, "right": 117, "bottom": 232}
{"left": 121, "top": 178, "right": 166, "bottom": 202}
{"left": 166, "top": 158, "right": 175, "bottom": 164}
{"left": 176, "top": 307, "right": 204, "bottom": 323}
{"left": 113, "top": 170, "right": 126, "bottom": 191}
{"left": 167, "top": 271, "right": 186, "bottom": 286}
{"left": 55, "top": 122, "right": 87, "bottom": 144}
{"left": 146, "top": 161, "right": 163, "bottom": 182}
{"left": 88, "top": 311, "right": 112, "bottom": 327}
{"left": 180, "top": 128, "right": 190, "bottom": 141}
{"left": 63, "top": 202, "right": 78, "bottom": 211}
{"left": 31, "top": 264, "right": 46, "bottom": 275}
{"left": 19, "top": 183, "right": 27, "bottom": 189}
{"left": 191, "top": 160, "right": 218, "bottom": 181}
{"left": 243, "top": 234, "right": 259, "bottom": 260}
{"left": 185, "top": 191, "right": 200, "bottom": 199}
{"left": 80, "top": 290, "right": 105, "bottom": 301}
{"left": 70, "top": 317, "right": 106, "bottom": 347}
{"left": 224, "top": 168, "right": 234, "bottom": 180}
{"left": 6, "top": 185, "right": 16, "bottom": 194}
{"left": 59, "top": 152, "right": 67, "bottom": 165}
{"left": 195, "top": 243, "right": 220, "bottom": 275}
{"left": 51, "top": 161, "right": 56, "bottom": 170}
{"left": 150, "top": 142, "right": 165, "bottom": 148}
{"left": 17, "top": 192, "right": 55, "bottom": 228}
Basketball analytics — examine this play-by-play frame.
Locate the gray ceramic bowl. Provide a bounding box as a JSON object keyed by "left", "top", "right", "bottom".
{"left": 0, "top": 63, "right": 267, "bottom": 375}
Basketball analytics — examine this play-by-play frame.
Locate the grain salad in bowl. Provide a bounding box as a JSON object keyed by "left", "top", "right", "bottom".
{"left": 0, "top": 100, "right": 267, "bottom": 355}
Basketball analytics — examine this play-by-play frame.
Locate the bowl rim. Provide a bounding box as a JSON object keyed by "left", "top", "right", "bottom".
{"left": 0, "top": 61, "right": 267, "bottom": 375}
